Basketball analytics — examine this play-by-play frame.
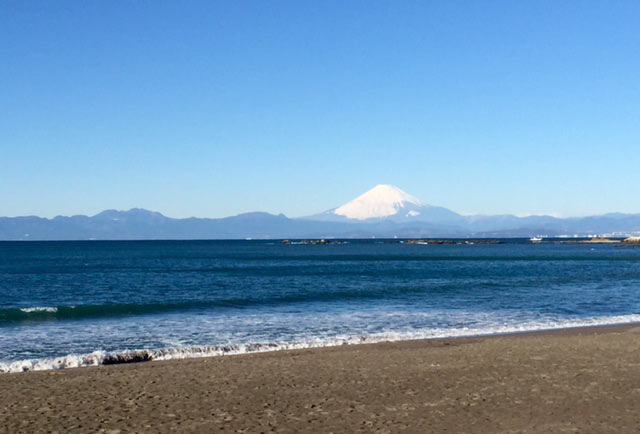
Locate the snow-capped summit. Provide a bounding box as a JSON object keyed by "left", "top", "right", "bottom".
{"left": 334, "top": 184, "right": 424, "bottom": 220}
{"left": 302, "top": 184, "right": 462, "bottom": 224}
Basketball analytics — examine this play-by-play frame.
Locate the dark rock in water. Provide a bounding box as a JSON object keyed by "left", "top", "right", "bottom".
{"left": 245, "top": 342, "right": 280, "bottom": 352}
{"left": 282, "top": 239, "right": 347, "bottom": 245}
{"left": 102, "top": 351, "right": 153, "bottom": 365}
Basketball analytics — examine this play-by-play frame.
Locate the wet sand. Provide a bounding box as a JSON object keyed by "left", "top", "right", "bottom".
{"left": 2, "top": 325, "right": 640, "bottom": 433}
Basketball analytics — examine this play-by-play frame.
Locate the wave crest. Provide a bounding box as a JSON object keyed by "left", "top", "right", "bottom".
{"left": 2, "top": 313, "right": 640, "bottom": 374}
{"left": 19, "top": 307, "right": 58, "bottom": 313}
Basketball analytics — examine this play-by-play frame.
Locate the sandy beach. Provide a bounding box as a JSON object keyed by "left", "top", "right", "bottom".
{"left": 2, "top": 325, "right": 640, "bottom": 433}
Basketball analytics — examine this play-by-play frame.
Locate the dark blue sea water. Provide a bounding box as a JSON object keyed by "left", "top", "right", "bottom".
{"left": 1, "top": 240, "right": 640, "bottom": 372}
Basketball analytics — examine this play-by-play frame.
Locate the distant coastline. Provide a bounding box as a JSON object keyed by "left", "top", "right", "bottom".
{"left": 1, "top": 208, "right": 640, "bottom": 241}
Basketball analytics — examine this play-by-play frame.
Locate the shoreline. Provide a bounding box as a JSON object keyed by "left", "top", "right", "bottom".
{"left": 3, "top": 323, "right": 640, "bottom": 432}
{"left": 3, "top": 319, "right": 640, "bottom": 374}
{"left": 4, "top": 318, "right": 640, "bottom": 374}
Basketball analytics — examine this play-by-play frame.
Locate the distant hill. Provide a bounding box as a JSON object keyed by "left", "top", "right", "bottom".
{"left": 1, "top": 186, "right": 639, "bottom": 240}
{"left": 0, "top": 210, "right": 355, "bottom": 240}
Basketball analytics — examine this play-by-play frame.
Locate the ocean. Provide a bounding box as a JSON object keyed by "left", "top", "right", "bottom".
{"left": 1, "top": 240, "right": 639, "bottom": 373}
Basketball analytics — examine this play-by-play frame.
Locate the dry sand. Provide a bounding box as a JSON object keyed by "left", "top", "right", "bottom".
{"left": 2, "top": 325, "right": 640, "bottom": 433}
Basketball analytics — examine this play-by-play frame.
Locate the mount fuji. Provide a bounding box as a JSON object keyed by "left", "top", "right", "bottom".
{"left": 306, "top": 184, "right": 462, "bottom": 224}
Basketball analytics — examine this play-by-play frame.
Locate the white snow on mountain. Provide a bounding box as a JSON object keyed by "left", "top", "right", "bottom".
{"left": 334, "top": 184, "right": 424, "bottom": 220}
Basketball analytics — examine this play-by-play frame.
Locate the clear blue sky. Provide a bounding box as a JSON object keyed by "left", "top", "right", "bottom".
{"left": 2, "top": 1, "right": 639, "bottom": 218}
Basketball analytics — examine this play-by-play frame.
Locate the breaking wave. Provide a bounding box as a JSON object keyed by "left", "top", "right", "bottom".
{"left": 0, "top": 286, "right": 428, "bottom": 323}
{"left": 19, "top": 307, "right": 59, "bottom": 313}
{"left": 2, "top": 313, "right": 639, "bottom": 374}
{"left": 1, "top": 303, "right": 194, "bottom": 322}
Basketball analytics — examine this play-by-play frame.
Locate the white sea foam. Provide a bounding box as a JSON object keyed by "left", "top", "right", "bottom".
{"left": 0, "top": 351, "right": 106, "bottom": 373}
{"left": 19, "top": 307, "right": 58, "bottom": 313}
{"left": 2, "top": 313, "right": 640, "bottom": 374}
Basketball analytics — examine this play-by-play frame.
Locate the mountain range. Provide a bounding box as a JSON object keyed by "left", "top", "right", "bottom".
{"left": 2, "top": 185, "right": 639, "bottom": 240}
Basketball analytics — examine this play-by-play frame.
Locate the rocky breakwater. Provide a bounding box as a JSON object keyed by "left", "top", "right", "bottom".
{"left": 578, "top": 237, "right": 620, "bottom": 244}
{"left": 281, "top": 239, "right": 347, "bottom": 245}
{"left": 403, "top": 239, "right": 503, "bottom": 245}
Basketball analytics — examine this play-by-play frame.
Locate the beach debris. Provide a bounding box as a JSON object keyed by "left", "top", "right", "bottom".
{"left": 102, "top": 350, "right": 154, "bottom": 365}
